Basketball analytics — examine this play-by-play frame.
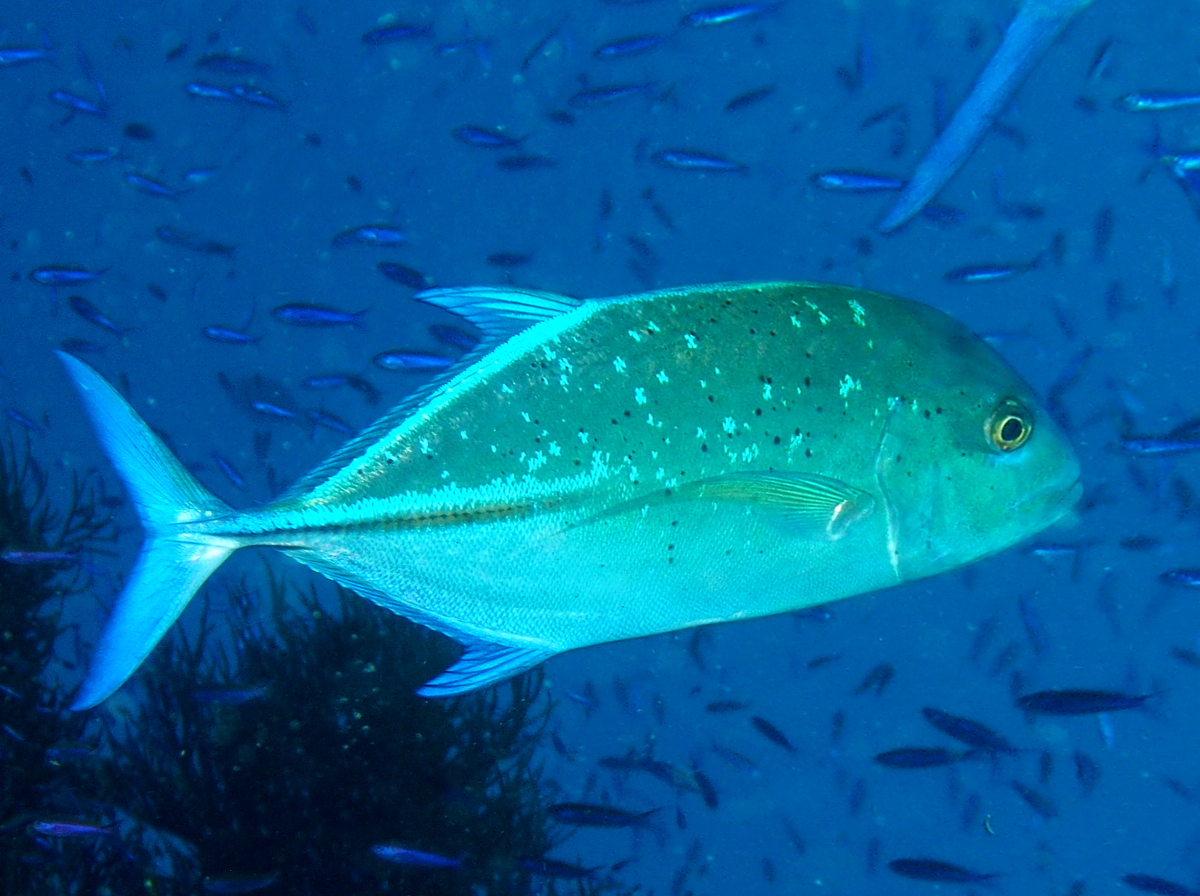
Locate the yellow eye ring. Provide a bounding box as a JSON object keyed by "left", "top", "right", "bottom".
{"left": 987, "top": 403, "right": 1032, "bottom": 452}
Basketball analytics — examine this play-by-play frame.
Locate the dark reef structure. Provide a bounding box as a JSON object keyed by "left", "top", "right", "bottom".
{"left": 0, "top": 438, "right": 120, "bottom": 894}
{"left": 99, "top": 578, "right": 567, "bottom": 895}
{"left": 0, "top": 436, "right": 624, "bottom": 895}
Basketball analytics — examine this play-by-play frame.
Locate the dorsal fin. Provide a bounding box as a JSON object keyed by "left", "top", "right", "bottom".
{"left": 279, "top": 286, "right": 584, "bottom": 500}
{"left": 416, "top": 286, "right": 583, "bottom": 343}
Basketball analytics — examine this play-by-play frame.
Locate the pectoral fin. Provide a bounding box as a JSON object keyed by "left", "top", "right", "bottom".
{"left": 586, "top": 471, "right": 875, "bottom": 540}
{"left": 685, "top": 472, "right": 876, "bottom": 538}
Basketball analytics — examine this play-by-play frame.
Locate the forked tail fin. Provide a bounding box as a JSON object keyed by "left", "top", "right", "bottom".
{"left": 56, "top": 352, "right": 239, "bottom": 710}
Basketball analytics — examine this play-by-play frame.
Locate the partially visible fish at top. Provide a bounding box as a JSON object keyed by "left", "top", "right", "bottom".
{"left": 878, "top": 0, "right": 1099, "bottom": 232}
{"left": 57, "top": 282, "right": 1080, "bottom": 710}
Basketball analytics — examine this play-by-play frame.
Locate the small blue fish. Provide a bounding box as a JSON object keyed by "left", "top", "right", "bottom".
{"left": 680, "top": 3, "right": 779, "bottom": 28}
{"left": 44, "top": 740, "right": 98, "bottom": 760}
{"left": 1121, "top": 874, "right": 1199, "bottom": 896}
{"left": 60, "top": 338, "right": 106, "bottom": 356}
{"left": 68, "top": 295, "right": 128, "bottom": 337}
{"left": 889, "top": 858, "right": 997, "bottom": 884}
{"left": 75, "top": 44, "right": 107, "bottom": 106}
{"left": 568, "top": 82, "right": 656, "bottom": 109}
{"left": 518, "top": 857, "right": 599, "bottom": 880}
{"left": 271, "top": 303, "right": 366, "bottom": 328}
{"left": 124, "top": 172, "right": 185, "bottom": 200}
{"left": 361, "top": 24, "right": 431, "bottom": 45}
{"left": 378, "top": 261, "right": 434, "bottom": 288}
{"left": 67, "top": 147, "right": 120, "bottom": 165}
{"left": 496, "top": 154, "right": 557, "bottom": 170}
{"left": 301, "top": 373, "right": 380, "bottom": 404}
{"left": 373, "top": 350, "right": 455, "bottom": 371}
{"left": 942, "top": 258, "right": 1038, "bottom": 283}
{"left": 651, "top": 149, "right": 746, "bottom": 173}
{"left": 202, "top": 326, "right": 259, "bottom": 345}
{"left": 1159, "top": 568, "right": 1200, "bottom": 589}
{"left": 428, "top": 324, "right": 479, "bottom": 351}
{"left": 0, "top": 45, "right": 55, "bottom": 67}
{"left": 157, "top": 226, "right": 235, "bottom": 256}
{"left": 811, "top": 170, "right": 904, "bottom": 192}
{"left": 1017, "top": 688, "right": 1153, "bottom": 715}
{"left": 1120, "top": 434, "right": 1200, "bottom": 456}
{"left": 1, "top": 549, "right": 77, "bottom": 565}
{"left": 195, "top": 53, "right": 270, "bottom": 76}
{"left": 920, "top": 707, "right": 1017, "bottom": 753}
{"left": 202, "top": 872, "right": 280, "bottom": 894}
{"left": 30, "top": 265, "right": 106, "bottom": 286}
{"left": 750, "top": 715, "right": 796, "bottom": 752}
{"left": 874, "top": 747, "right": 969, "bottom": 768}
{"left": 229, "top": 84, "right": 286, "bottom": 111}
{"left": 250, "top": 401, "right": 298, "bottom": 420}
{"left": 1116, "top": 92, "right": 1200, "bottom": 112}
{"left": 332, "top": 225, "right": 407, "bottom": 247}
{"left": 548, "top": 802, "right": 658, "bottom": 829}
{"left": 451, "top": 125, "right": 524, "bottom": 149}
{"left": 308, "top": 409, "right": 356, "bottom": 436}
{"left": 31, "top": 819, "right": 116, "bottom": 838}
{"left": 302, "top": 374, "right": 354, "bottom": 390}
{"left": 592, "top": 34, "right": 666, "bottom": 60}
{"left": 183, "top": 166, "right": 220, "bottom": 184}
{"left": 185, "top": 81, "right": 238, "bottom": 101}
{"left": 211, "top": 452, "right": 246, "bottom": 490}
{"left": 50, "top": 90, "right": 105, "bottom": 116}
{"left": 725, "top": 85, "right": 776, "bottom": 112}
{"left": 371, "top": 843, "right": 462, "bottom": 868}
{"left": 192, "top": 682, "right": 270, "bottom": 704}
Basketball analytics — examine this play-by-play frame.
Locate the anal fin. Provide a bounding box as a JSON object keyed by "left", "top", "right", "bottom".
{"left": 418, "top": 638, "right": 555, "bottom": 697}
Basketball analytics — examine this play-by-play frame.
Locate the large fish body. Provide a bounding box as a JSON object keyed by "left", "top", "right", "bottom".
{"left": 59, "top": 282, "right": 1080, "bottom": 709}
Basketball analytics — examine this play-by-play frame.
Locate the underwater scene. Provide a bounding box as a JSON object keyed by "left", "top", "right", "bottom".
{"left": 2, "top": 0, "right": 1198, "bottom": 893}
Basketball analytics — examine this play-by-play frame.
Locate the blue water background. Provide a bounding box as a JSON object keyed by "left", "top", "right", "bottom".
{"left": 3, "top": 0, "right": 1199, "bottom": 892}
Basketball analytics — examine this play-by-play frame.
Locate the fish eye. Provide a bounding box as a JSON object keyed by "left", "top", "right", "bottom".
{"left": 986, "top": 401, "right": 1032, "bottom": 452}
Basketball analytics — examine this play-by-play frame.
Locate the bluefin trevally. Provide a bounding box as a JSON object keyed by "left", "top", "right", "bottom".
{"left": 878, "top": 0, "right": 1097, "bottom": 233}
{"left": 59, "top": 282, "right": 1081, "bottom": 710}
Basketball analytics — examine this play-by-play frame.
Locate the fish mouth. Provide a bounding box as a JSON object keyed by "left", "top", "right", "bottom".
{"left": 1016, "top": 475, "right": 1083, "bottom": 528}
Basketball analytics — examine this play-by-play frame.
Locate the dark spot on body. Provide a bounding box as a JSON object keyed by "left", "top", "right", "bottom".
{"left": 773, "top": 436, "right": 781, "bottom": 445}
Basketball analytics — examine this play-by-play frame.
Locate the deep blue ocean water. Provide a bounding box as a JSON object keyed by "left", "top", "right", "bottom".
{"left": 4, "top": 0, "right": 1200, "bottom": 892}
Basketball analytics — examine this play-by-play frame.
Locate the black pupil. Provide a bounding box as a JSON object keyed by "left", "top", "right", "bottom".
{"left": 999, "top": 417, "right": 1024, "bottom": 443}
